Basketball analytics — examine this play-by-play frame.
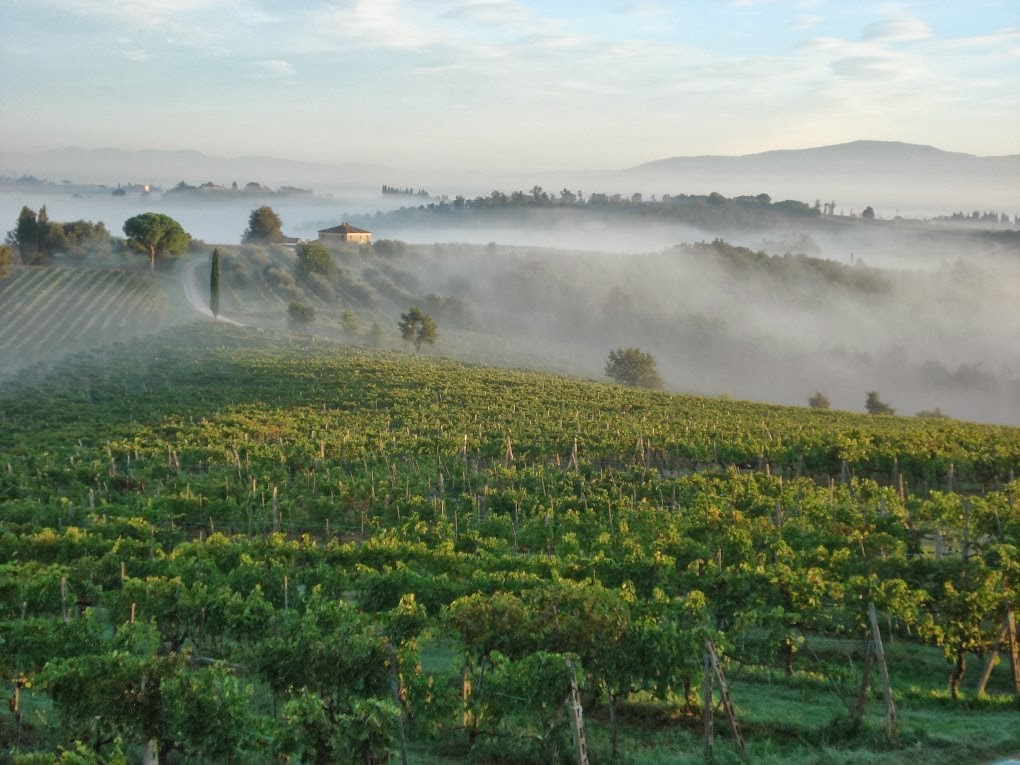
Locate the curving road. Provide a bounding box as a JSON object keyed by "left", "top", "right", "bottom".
{"left": 182, "top": 257, "right": 245, "bottom": 327}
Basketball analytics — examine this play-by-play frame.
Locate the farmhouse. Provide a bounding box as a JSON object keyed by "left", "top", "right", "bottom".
{"left": 318, "top": 222, "right": 372, "bottom": 246}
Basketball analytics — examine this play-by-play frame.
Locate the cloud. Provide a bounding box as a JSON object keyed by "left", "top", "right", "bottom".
{"left": 48, "top": 0, "right": 233, "bottom": 28}
{"left": 441, "top": 1, "right": 533, "bottom": 26}
{"left": 943, "top": 26, "right": 1020, "bottom": 51}
{"left": 255, "top": 59, "right": 296, "bottom": 77}
{"left": 829, "top": 55, "right": 903, "bottom": 79}
{"left": 612, "top": 2, "right": 669, "bottom": 17}
{"left": 791, "top": 14, "right": 822, "bottom": 31}
{"left": 863, "top": 16, "right": 931, "bottom": 42}
{"left": 123, "top": 49, "right": 152, "bottom": 62}
{"left": 312, "top": 0, "right": 440, "bottom": 50}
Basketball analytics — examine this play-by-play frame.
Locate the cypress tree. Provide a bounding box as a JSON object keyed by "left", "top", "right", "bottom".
{"left": 210, "top": 248, "right": 221, "bottom": 319}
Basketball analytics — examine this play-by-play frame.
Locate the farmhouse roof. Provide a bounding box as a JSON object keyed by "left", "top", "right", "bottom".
{"left": 318, "top": 222, "right": 371, "bottom": 234}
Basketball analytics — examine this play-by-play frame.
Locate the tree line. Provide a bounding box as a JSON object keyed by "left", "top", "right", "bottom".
{"left": 359, "top": 186, "right": 844, "bottom": 231}
{"left": 3, "top": 206, "right": 193, "bottom": 271}
{"left": 4, "top": 206, "right": 114, "bottom": 265}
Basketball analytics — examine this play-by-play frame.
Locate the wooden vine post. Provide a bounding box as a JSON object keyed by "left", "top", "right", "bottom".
{"left": 977, "top": 602, "right": 1020, "bottom": 697}
{"left": 704, "top": 639, "right": 745, "bottom": 758}
{"left": 703, "top": 653, "right": 714, "bottom": 754}
{"left": 565, "top": 658, "right": 589, "bottom": 765}
{"left": 1008, "top": 602, "right": 1020, "bottom": 694}
{"left": 867, "top": 602, "right": 897, "bottom": 740}
{"left": 568, "top": 437, "right": 580, "bottom": 473}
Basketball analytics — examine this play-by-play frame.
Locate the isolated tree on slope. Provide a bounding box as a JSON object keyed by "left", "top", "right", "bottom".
{"left": 242, "top": 205, "right": 284, "bottom": 245}
{"left": 287, "top": 301, "right": 315, "bottom": 329}
{"left": 340, "top": 310, "right": 359, "bottom": 337}
{"left": 865, "top": 390, "right": 895, "bottom": 415}
{"left": 6, "top": 206, "right": 40, "bottom": 264}
{"left": 808, "top": 391, "right": 830, "bottom": 410}
{"left": 398, "top": 306, "right": 437, "bottom": 352}
{"left": 605, "top": 347, "right": 663, "bottom": 389}
{"left": 210, "top": 248, "right": 221, "bottom": 319}
{"left": 123, "top": 213, "right": 190, "bottom": 272}
{"left": 295, "top": 241, "right": 334, "bottom": 278}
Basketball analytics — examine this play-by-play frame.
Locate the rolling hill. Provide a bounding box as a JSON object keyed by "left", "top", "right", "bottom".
{"left": 613, "top": 140, "right": 1020, "bottom": 217}
{"left": 0, "top": 266, "right": 186, "bottom": 374}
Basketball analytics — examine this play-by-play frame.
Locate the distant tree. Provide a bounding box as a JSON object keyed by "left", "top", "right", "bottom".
{"left": 915, "top": 407, "right": 950, "bottom": 419}
{"left": 861, "top": 206, "right": 876, "bottom": 220}
{"left": 605, "top": 347, "right": 663, "bottom": 389}
{"left": 123, "top": 213, "right": 190, "bottom": 271}
{"left": 8, "top": 207, "right": 115, "bottom": 263}
{"left": 340, "top": 309, "right": 359, "bottom": 337}
{"left": 398, "top": 306, "right": 437, "bottom": 352}
{"left": 35, "top": 206, "right": 68, "bottom": 258}
{"left": 242, "top": 205, "right": 284, "bottom": 245}
{"left": 0, "top": 244, "right": 11, "bottom": 281}
{"left": 368, "top": 322, "right": 385, "bottom": 346}
{"left": 808, "top": 391, "right": 830, "bottom": 410}
{"left": 60, "top": 219, "right": 113, "bottom": 258}
{"left": 372, "top": 239, "right": 408, "bottom": 257}
{"left": 865, "top": 390, "right": 895, "bottom": 415}
{"left": 287, "top": 301, "right": 315, "bottom": 329}
{"left": 210, "top": 248, "right": 221, "bottom": 319}
{"left": 6, "top": 206, "right": 41, "bottom": 264}
{"left": 295, "top": 241, "right": 335, "bottom": 278}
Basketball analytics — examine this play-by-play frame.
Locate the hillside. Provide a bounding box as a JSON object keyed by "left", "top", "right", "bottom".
{"left": 0, "top": 146, "right": 389, "bottom": 191}
{"left": 624, "top": 140, "right": 1020, "bottom": 177}
{"left": 614, "top": 141, "right": 1020, "bottom": 217}
{"left": 5, "top": 233, "right": 1020, "bottom": 428}
{"left": 2, "top": 322, "right": 1019, "bottom": 763}
{"left": 4, "top": 142, "right": 1016, "bottom": 219}
{"left": 0, "top": 266, "right": 186, "bottom": 374}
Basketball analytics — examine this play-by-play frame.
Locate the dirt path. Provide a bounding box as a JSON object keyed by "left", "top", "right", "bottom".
{"left": 182, "top": 257, "right": 245, "bottom": 326}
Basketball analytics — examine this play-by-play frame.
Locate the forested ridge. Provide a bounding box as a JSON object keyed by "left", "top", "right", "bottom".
{"left": 2, "top": 323, "right": 1019, "bottom": 763}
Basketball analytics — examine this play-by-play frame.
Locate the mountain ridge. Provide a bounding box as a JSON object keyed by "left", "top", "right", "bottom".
{"left": 611, "top": 140, "right": 1019, "bottom": 216}
{"left": 623, "top": 140, "right": 1019, "bottom": 172}
{"left": 0, "top": 146, "right": 391, "bottom": 190}
{"left": 1, "top": 141, "right": 1016, "bottom": 217}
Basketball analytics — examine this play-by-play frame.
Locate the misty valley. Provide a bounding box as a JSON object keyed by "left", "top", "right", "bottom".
{"left": 2, "top": 179, "right": 1018, "bottom": 426}
{"left": 2, "top": 170, "right": 1020, "bottom": 765}
{"left": 5, "top": 0, "right": 1019, "bottom": 757}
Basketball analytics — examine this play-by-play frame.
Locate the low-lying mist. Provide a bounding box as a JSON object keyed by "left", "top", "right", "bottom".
{"left": 364, "top": 224, "right": 1020, "bottom": 426}
{"left": 3, "top": 181, "right": 1017, "bottom": 426}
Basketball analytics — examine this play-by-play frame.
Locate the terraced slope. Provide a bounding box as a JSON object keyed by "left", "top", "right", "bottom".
{"left": 0, "top": 266, "right": 183, "bottom": 373}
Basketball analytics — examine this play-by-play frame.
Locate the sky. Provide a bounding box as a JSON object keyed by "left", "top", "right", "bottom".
{"left": 1, "top": 0, "right": 1018, "bottom": 174}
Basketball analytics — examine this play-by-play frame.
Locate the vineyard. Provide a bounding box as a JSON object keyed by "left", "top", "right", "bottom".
{"left": 0, "top": 267, "right": 182, "bottom": 373}
{"left": 2, "top": 322, "right": 1019, "bottom": 764}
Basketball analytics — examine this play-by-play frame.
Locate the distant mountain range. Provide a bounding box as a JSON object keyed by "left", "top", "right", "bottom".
{"left": 0, "top": 147, "right": 390, "bottom": 190}
{"left": 622, "top": 140, "right": 1019, "bottom": 176}
{"left": 1, "top": 141, "right": 1016, "bottom": 218}
{"left": 612, "top": 141, "right": 1019, "bottom": 217}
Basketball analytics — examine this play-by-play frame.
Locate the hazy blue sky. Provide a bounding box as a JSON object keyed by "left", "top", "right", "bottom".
{"left": 2, "top": 0, "right": 1017, "bottom": 172}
